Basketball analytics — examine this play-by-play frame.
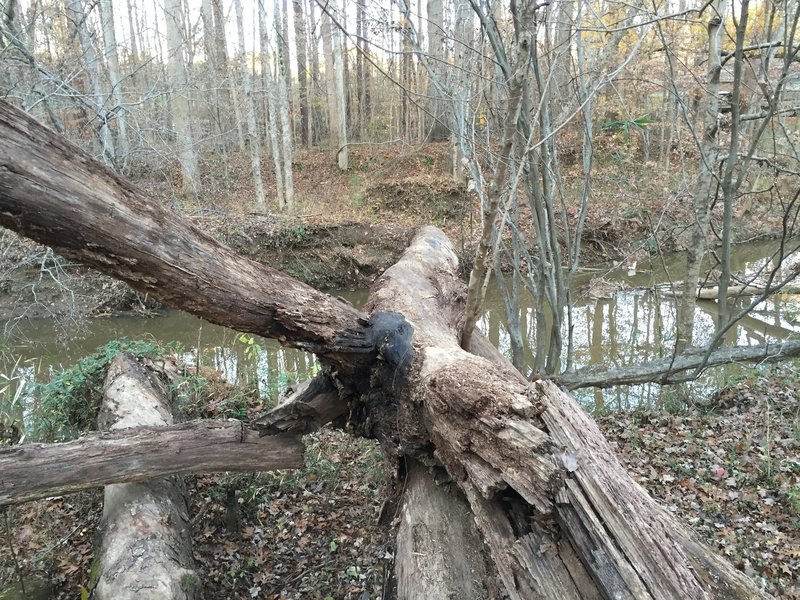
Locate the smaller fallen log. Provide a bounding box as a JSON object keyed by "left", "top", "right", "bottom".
{"left": 0, "top": 411, "right": 303, "bottom": 506}
{"left": 556, "top": 339, "right": 800, "bottom": 389}
{"left": 94, "top": 352, "right": 199, "bottom": 599}
{"left": 661, "top": 283, "right": 800, "bottom": 299}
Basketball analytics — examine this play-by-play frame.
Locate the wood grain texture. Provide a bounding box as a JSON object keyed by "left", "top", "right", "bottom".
{"left": 0, "top": 420, "right": 303, "bottom": 506}
{"left": 95, "top": 352, "right": 200, "bottom": 600}
{"left": 371, "top": 226, "right": 767, "bottom": 599}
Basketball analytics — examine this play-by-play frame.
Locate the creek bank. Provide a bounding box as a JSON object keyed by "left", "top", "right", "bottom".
{"left": 0, "top": 220, "right": 414, "bottom": 323}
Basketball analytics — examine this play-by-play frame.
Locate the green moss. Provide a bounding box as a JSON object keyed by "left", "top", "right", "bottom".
{"left": 181, "top": 572, "right": 202, "bottom": 592}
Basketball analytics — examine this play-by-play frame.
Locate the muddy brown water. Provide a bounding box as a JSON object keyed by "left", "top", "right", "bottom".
{"left": 1, "top": 239, "right": 799, "bottom": 435}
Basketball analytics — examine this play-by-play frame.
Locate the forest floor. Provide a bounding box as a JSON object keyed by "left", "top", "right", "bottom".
{"left": 1, "top": 360, "right": 797, "bottom": 599}
{"left": 0, "top": 141, "right": 798, "bottom": 598}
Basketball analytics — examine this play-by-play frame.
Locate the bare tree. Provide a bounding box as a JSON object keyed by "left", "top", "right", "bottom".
{"left": 233, "top": 0, "right": 267, "bottom": 212}
{"left": 66, "top": 0, "right": 115, "bottom": 165}
{"left": 164, "top": 0, "right": 199, "bottom": 194}
{"left": 99, "top": 0, "right": 129, "bottom": 168}
{"left": 293, "top": 0, "right": 310, "bottom": 148}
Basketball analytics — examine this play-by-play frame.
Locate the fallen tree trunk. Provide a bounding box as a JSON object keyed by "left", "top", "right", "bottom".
{"left": 557, "top": 339, "right": 800, "bottom": 389}
{"left": 661, "top": 282, "right": 800, "bottom": 299}
{"left": 94, "top": 352, "right": 200, "bottom": 599}
{"left": 0, "top": 100, "right": 767, "bottom": 598}
{"left": 0, "top": 418, "right": 303, "bottom": 506}
{"left": 363, "top": 227, "right": 766, "bottom": 599}
{"left": 0, "top": 101, "right": 369, "bottom": 374}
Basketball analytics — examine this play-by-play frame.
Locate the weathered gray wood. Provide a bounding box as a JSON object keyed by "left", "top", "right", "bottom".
{"left": 395, "top": 460, "right": 495, "bottom": 599}
{"left": 253, "top": 373, "right": 346, "bottom": 435}
{"left": 0, "top": 419, "right": 303, "bottom": 506}
{"left": 94, "top": 352, "right": 200, "bottom": 599}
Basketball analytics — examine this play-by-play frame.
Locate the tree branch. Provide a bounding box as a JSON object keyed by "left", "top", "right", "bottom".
{"left": 0, "top": 420, "right": 303, "bottom": 506}
{"left": 0, "top": 99, "right": 370, "bottom": 374}
{"left": 556, "top": 340, "right": 800, "bottom": 389}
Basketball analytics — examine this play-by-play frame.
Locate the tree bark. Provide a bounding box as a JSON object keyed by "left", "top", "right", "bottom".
{"left": 233, "top": 0, "right": 267, "bottom": 212}
{"left": 0, "top": 99, "right": 767, "bottom": 599}
{"left": 258, "top": 0, "right": 286, "bottom": 209}
{"left": 331, "top": 0, "right": 348, "bottom": 169}
{"left": 274, "top": 0, "right": 295, "bottom": 208}
{"left": 426, "top": 0, "right": 447, "bottom": 140}
{"left": 365, "top": 227, "right": 766, "bottom": 599}
{"left": 66, "top": 0, "right": 115, "bottom": 164}
{"left": 99, "top": 0, "right": 129, "bottom": 168}
{"left": 0, "top": 419, "right": 303, "bottom": 507}
{"left": 293, "top": 0, "right": 310, "bottom": 147}
{"left": 94, "top": 352, "right": 200, "bottom": 599}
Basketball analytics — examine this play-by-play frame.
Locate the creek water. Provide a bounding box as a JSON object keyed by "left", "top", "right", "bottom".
{"left": 1, "top": 239, "right": 799, "bottom": 428}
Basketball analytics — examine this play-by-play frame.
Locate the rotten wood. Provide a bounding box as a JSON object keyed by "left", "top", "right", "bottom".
{"left": 253, "top": 373, "right": 346, "bottom": 435}
{"left": 394, "top": 459, "right": 496, "bottom": 599}
{"left": 94, "top": 352, "right": 200, "bottom": 599}
{"left": 0, "top": 419, "right": 303, "bottom": 506}
{"left": 365, "top": 226, "right": 767, "bottom": 599}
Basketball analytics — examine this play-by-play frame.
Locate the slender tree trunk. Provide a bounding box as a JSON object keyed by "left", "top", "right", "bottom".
{"left": 293, "top": 0, "right": 310, "bottom": 147}
{"left": 233, "top": 0, "right": 267, "bottom": 212}
{"left": 125, "top": 0, "right": 139, "bottom": 66}
{"left": 274, "top": 0, "right": 295, "bottom": 208}
{"left": 280, "top": 0, "right": 293, "bottom": 134}
{"left": 99, "top": 0, "right": 129, "bottom": 169}
{"left": 321, "top": 8, "right": 338, "bottom": 146}
{"left": 676, "top": 0, "right": 728, "bottom": 351}
{"left": 308, "top": 0, "right": 321, "bottom": 145}
{"left": 164, "top": 0, "right": 199, "bottom": 195}
{"left": 322, "top": 0, "right": 347, "bottom": 169}
{"left": 426, "top": 0, "right": 447, "bottom": 140}
{"left": 67, "top": 0, "right": 116, "bottom": 165}
{"left": 355, "top": 0, "right": 370, "bottom": 139}
{"left": 400, "top": 4, "right": 412, "bottom": 143}
{"left": 716, "top": 0, "right": 750, "bottom": 330}
{"left": 260, "top": 0, "right": 286, "bottom": 209}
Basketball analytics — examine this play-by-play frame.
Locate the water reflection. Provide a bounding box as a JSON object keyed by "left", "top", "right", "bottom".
{"left": 482, "top": 238, "right": 800, "bottom": 411}
{"left": 1, "top": 240, "right": 798, "bottom": 426}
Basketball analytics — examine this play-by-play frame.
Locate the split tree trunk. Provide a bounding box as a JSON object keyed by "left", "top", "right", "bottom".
{"left": 362, "top": 227, "right": 765, "bottom": 599}
{"left": 0, "top": 100, "right": 767, "bottom": 599}
{"left": 94, "top": 352, "right": 200, "bottom": 599}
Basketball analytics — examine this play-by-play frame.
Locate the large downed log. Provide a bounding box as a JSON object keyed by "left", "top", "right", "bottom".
{"left": 0, "top": 100, "right": 767, "bottom": 598}
{"left": 363, "top": 227, "right": 766, "bottom": 599}
{"left": 93, "top": 352, "right": 200, "bottom": 599}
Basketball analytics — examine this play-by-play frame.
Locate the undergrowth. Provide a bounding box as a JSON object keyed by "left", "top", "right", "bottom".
{"left": 26, "top": 337, "right": 175, "bottom": 441}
